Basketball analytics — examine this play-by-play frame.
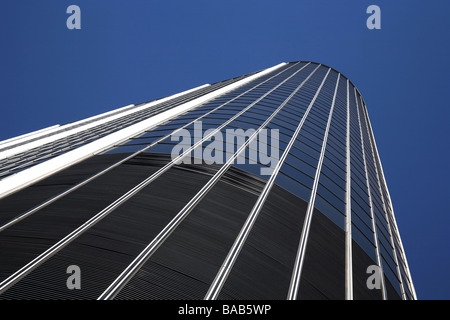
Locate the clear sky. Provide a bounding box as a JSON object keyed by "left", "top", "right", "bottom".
{"left": 0, "top": 0, "right": 449, "bottom": 300}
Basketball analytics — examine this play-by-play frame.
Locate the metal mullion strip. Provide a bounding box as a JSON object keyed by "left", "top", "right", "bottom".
{"left": 0, "top": 62, "right": 306, "bottom": 295}
{"left": 286, "top": 70, "right": 339, "bottom": 300}
{"left": 345, "top": 79, "right": 353, "bottom": 300}
{"left": 354, "top": 88, "right": 387, "bottom": 300}
{"left": 0, "top": 63, "right": 300, "bottom": 233}
{"left": 359, "top": 102, "right": 406, "bottom": 300}
{"left": 0, "top": 125, "right": 60, "bottom": 148}
{"left": 98, "top": 63, "right": 321, "bottom": 300}
{"left": 361, "top": 103, "right": 417, "bottom": 300}
{"left": 204, "top": 67, "right": 331, "bottom": 301}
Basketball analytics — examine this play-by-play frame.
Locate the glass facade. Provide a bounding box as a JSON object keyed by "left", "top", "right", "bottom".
{"left": 0, "top": 61, "right": 415, "bottom": 300}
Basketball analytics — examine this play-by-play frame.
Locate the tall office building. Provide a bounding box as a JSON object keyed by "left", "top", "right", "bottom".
{"left": 0, "top": 61, "right": 416, "bottom": 300}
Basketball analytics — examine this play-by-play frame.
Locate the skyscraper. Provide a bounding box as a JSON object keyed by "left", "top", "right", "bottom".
{"left": 0, "top": 61, "right": 416, "bottom": 300}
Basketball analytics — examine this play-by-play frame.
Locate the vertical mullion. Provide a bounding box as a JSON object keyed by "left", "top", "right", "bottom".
{"left": 354, "top": 88, "right": 387, "bottom": 300}
{"left": 345, "top": 79, "right": 353, "bottom": 300}
{"left": 287, "top": 70, "right": 340, "bottom": 300}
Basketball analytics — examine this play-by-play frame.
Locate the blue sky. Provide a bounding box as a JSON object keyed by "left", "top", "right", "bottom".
{"left": 0, "top": 1, "right": 449, "bottom": 299}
